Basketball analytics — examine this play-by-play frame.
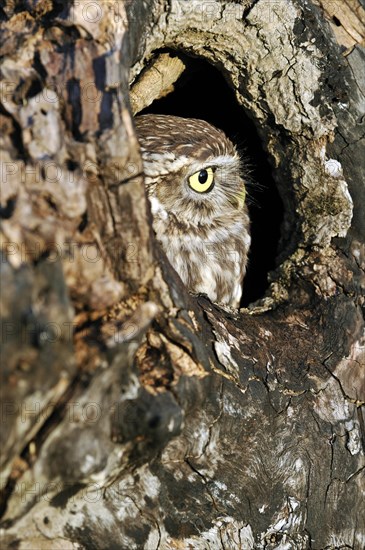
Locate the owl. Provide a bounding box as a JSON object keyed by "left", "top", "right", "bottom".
{"left": 135, "top": 114, "right": 250, "bottom": 308}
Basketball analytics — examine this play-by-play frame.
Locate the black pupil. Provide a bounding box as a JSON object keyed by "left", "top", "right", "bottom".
{"left": 198, "top": 169, "right": 208, "bottom": 184}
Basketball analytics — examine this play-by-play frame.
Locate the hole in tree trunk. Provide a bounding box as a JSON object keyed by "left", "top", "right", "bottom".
{"left": 140, "top": 55, "right": 284, "bottom": 307}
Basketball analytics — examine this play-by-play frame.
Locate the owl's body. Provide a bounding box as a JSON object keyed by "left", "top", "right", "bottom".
{"left": 135, "top": 114, "right": 250, "bottom": 307}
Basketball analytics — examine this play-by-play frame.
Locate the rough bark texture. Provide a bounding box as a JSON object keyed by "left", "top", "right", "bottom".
{"left": 0, "top": 0, "right": 364, "bottom": 548}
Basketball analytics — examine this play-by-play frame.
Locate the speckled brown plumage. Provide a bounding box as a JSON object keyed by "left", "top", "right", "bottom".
{"left": 135, "top": 114, "right": 250, "bottom": 307}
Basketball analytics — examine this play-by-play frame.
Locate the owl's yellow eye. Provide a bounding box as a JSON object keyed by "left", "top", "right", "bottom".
{"left": 188, "top": 167, "right": 215, "bottom": 193}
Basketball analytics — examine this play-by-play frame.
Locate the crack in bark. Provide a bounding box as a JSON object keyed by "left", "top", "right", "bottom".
{"left": 209, "top": 361, "right": 248, "bottom": 393}
{"left": 218, "top": 526, "right": 227, "bottom": 550}
{"left": 199, "top": 382, "right": 224, "bottom": 459}
{"left": 304, "top": 453, "right": 313, "bottom": 545}
{"left": 345, "top": 465, "right": 365, "bottom": 484}
{"left": 335, "top": 128, "right": 365, "bottom": 156}
{"left": 124, "top": 493, "right": 162, "bottom": 550}
{"left": 242, "top": 0, "right": 261, "bottom": 22}
{"left": 324, "top": 432, "right": 336, "bottom": 509}
{"left": 323, "top": 363, "right": 364, "bottom": 406}
{"left": 184, "top": 457, "right": 219, "bottom": 514}
{"left": 107, "top": 171, "right": 144, "bottom": 189}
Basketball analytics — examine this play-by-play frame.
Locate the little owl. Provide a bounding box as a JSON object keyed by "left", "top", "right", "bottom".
{"left": 135, "top": 114, "right": 250, "bottom": 308}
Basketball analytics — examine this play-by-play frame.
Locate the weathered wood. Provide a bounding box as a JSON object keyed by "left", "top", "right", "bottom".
{"left": 0, "top": 0, "right": 364, "bottom": 548}
{"left": 130, "top": 52, "right": 187, "bottom": 115}
{"left": 313, "top": 0, "right": 365, "bottom": 53}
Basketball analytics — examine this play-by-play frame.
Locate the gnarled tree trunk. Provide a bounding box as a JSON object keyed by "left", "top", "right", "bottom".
{"left": 0, "top": 0, "right": 364, "bottom": 548}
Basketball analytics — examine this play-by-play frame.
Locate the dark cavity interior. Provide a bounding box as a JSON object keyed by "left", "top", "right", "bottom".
{"left": 140, "top": 55, "right": 284, "bottom": 307}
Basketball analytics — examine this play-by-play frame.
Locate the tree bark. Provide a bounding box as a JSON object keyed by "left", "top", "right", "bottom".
{"left": 0, "top": 0, "right": 364, "bottom": 548}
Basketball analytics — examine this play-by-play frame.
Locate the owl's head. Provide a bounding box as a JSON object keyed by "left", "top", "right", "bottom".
{"left": 135, "top": 114, "right": 247, "bottom": 225}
